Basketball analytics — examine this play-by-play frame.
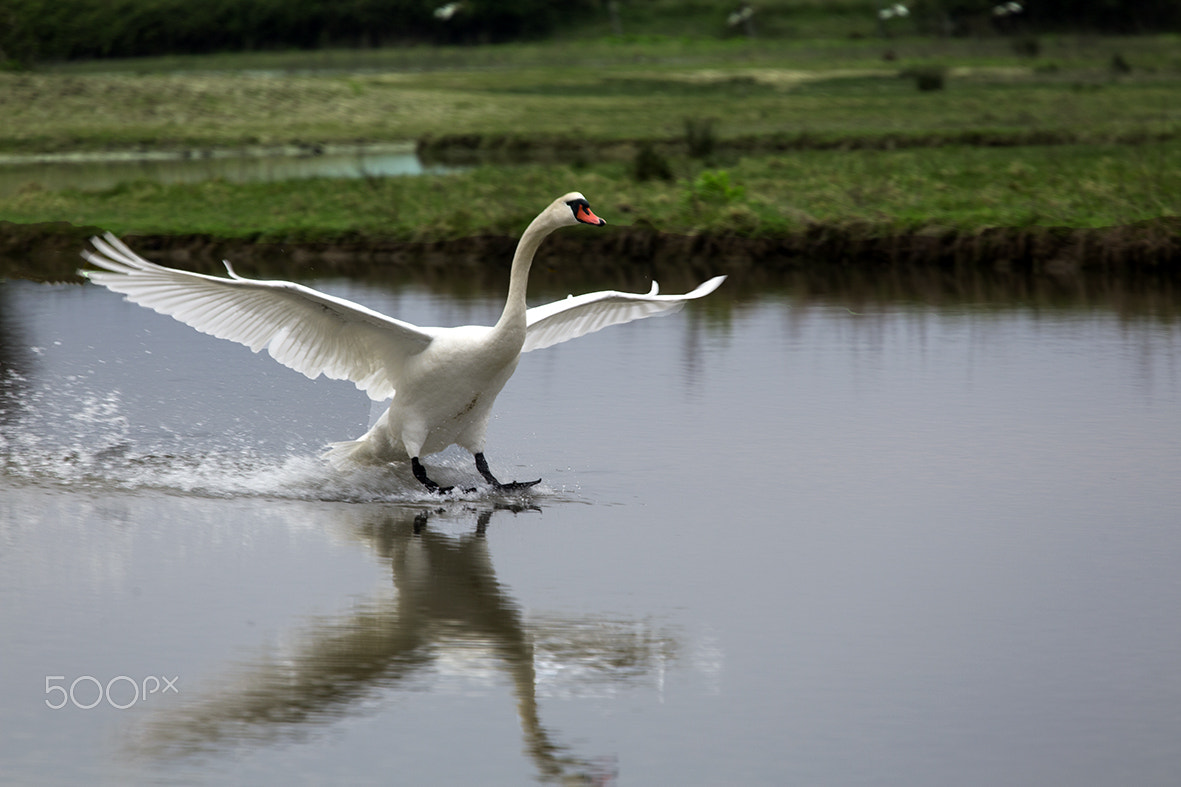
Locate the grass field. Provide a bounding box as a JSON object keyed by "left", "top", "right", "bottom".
{"left": 1, "top": 34, "right": 1179, "bottom": 241}
{"left": 5, "top": 35, "right": 1179, "bottom": 153}
{"left": 5, "top": 141, "right": 1176, "bottom": 241}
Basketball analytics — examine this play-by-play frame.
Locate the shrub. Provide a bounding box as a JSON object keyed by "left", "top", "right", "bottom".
{"left": 633, "top": 143, "right": 673, "bottom": 182}
{"left": 685, "top": 117, "right": 716, "bottom": 159}
{"left": 901, "top": 65, "right": 947, "bottom": 92}
{"left": 1012, "top": 35, "right": 1041, "bottom": 58}
{"left": 685, "top": 170, "right": 744, "bottom": 206}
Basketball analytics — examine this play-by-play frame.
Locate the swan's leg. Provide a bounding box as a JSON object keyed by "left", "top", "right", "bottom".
{"left": 411, "top": 457, "right": 453, "bottom": 494}
{"left": 474, "top": 452, "right": 541, "bottom": 491}
{"left": 474, "top": 453, "right": 499, "bottom": 485}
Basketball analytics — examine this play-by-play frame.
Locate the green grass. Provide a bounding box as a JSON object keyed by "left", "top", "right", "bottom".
{"left": 5, "top": 141, "right": 1176, "bottom": 241}
{"left": 1, "top": 67, "right": 1177, "bottom": 155}
{"left": 3, "top": 35, "right": 1179, "bottom": 154}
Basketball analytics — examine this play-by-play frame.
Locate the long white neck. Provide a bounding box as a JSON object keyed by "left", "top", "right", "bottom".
{"left": 495, "top": 210, "right": 559, "bottom": 332}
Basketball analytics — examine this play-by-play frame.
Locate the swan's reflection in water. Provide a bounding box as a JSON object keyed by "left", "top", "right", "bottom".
{"left": 128, "top": 504, "right": 677, "bottom": 784}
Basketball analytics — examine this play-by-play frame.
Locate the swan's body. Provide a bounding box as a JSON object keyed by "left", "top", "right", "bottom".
{"left": 81, "top": 192, "right": 725, "bottom": 492}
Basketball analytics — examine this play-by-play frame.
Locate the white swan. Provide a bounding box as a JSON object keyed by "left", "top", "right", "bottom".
{"left": 80, "top": 192, "right": 726, "bottom": 493}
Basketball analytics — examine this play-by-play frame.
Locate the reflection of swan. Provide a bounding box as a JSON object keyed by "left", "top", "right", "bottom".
{"left": 127, "top": 505, "right": 675, "bottom": 784}
{"left": 80, "top": 193, "right": 726, "bottom": 492}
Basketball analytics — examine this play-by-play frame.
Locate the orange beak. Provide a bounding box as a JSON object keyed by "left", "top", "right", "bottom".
{"left": 575, "top": 203, "right": 606, "bottom": 225}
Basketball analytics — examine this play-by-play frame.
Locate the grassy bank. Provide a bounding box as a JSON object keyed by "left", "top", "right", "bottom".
{"left": 3, "top": 142, "right": 1177, "bottom": 241}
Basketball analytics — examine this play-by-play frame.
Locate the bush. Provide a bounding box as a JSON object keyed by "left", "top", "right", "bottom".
{"left": 685, "top": 117, "right": 716, "bottom": 159}
{"left": 901, "top": 65, "right": 947, "bottom": 92}
{"left": 1012, "top": 35, "right": 1041, "bottom": 58}
{"left": 685, "top": 170, "right": 744, "bottom": 206}
{"left": 633, "top": 143, "right": 673, "bottom": 182}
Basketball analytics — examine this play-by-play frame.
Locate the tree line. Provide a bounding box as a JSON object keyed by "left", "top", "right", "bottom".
{"left": 0, "top": 0, "right": 588, "bottom": 64}
{"left": 1, "top": 0, "right": 1177, "bottom": 67}
{"left": 925, "top": 0, "right": 1181, "bottom": 35}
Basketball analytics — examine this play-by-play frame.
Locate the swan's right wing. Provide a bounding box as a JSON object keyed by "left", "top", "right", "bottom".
{"left": 80, "top": 233, "right": 435, "bottom": 401}
{"left": 522, "top": 275, "right": 725, "bottom": 353}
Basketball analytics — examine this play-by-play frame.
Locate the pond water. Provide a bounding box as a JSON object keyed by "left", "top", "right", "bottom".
{"left": 1, "top": 267, "right": 1180, "bottom": 786}
{"left": 0, "top": 143, "right": 441, "bottom": 197}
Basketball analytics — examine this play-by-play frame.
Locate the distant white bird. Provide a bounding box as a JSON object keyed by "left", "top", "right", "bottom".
{"left": 81, "top": 193, "right": 726, "bottom": 493}
{"left": 434, "top": 2, "right": 462, "bottom": 21}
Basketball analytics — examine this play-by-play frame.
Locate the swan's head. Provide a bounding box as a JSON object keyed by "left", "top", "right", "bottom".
{"left": 554, "top": 192, "right": 606, "bottom": 227}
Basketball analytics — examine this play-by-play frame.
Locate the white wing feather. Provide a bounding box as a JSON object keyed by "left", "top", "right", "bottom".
{"left": 523, "top": 275, "right": 726, "bottom": 353}
{"left": 80, "top": 233, "right": 434, "bottom": 401}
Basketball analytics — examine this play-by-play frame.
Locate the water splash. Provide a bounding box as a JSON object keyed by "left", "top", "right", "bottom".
{"left": 0, "top": 378, "right": 542, "bottom": 504}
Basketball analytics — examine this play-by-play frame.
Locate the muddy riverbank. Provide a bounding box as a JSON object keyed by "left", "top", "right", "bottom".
{"left": 3, "top": 218, "right": 1178, "bottom": 308}
{"left": 416, "top": 129, "right": 1181, "bottom": 166}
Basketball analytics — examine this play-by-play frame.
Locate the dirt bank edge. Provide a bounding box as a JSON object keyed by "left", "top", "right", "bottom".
{"left": 3, "top": 218, "right": 1178, "bottom": 288}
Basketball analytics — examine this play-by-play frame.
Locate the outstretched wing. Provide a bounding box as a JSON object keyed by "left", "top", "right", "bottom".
{"left": 80, "top": 233, "right": 435, "bottom": 401}
{"left": 522, "top": 275, "right": 726, "bottom": 353}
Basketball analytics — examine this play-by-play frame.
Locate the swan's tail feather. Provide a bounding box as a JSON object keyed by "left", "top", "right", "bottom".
{"left": 322, "top": 439, "right": 375, "bottom": 469}
{"left": 324, "top": 407, "right": 400, "bottom": 469}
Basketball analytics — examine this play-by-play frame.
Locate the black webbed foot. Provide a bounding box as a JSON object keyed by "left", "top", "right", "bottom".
{"left": 474, "top": 452, "right": 540, "bottom": 492}
{"left": 494, "top": 479, "right": 542, "bottom": 492}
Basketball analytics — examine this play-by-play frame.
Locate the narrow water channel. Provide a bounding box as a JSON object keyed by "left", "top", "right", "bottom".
{"left": 0, "top": 142, "right": 445, "bottom": 196}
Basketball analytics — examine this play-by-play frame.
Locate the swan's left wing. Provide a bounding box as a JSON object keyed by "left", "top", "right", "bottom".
{"left": 522, "top": 275, "right": 725, "bottom": 353}
{"left": 80, "top": 233, "right": 435, "bottom": 401}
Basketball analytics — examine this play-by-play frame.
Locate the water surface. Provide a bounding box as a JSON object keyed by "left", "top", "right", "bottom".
{"left": 1, "top": 272, "right": 1179, "bottom": 785}
{"left": 0, "top": 143, "right": 441, "bottom": 197}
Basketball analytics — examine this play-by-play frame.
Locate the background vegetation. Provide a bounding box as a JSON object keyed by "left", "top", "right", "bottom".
{"left": 3, "top": 0, "right": 1179, "bottom": 67}
{"left": 0, "top": 2, "right": 1177, "bottom": 261}
{"left": 0, "top": 0, "right": 589, "bottom": 64}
